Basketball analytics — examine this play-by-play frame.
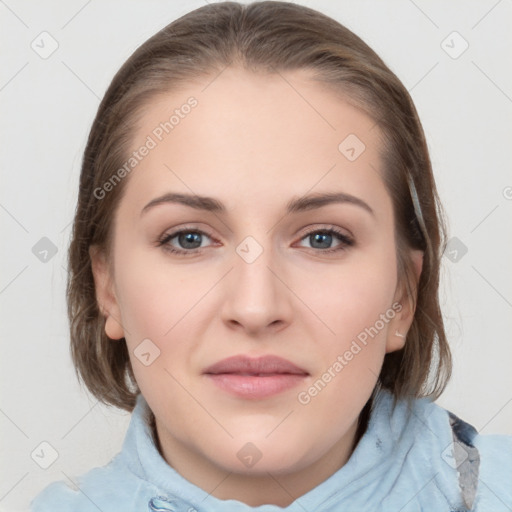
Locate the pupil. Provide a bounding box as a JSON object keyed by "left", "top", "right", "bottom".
{"left": 311, "top": 232, "right": 332, "bottom": 249}
{"left": 180, "top": 232, "right": 202, "bottom": 249}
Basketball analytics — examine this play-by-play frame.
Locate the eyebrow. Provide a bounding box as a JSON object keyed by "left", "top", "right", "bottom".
{"left": 140, "top": 191, "right": 374, "bottom": 217}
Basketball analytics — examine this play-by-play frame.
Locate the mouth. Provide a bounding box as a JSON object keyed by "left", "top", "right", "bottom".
{"left": 203, "top": 355, "right": 309, "bottom": 399}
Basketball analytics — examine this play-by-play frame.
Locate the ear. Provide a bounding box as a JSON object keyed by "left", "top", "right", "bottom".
{"left": 89, "top": 245, "right": 124, "bottom": 340}
{"left": 385, "top": 249, "right": 424, "bottom": 353}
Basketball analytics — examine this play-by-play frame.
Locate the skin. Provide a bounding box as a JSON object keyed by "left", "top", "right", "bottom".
{"left": 91, "top": 67, "right": 422, "bottom": 507}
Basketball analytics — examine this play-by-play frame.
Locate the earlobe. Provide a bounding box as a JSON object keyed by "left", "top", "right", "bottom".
{"left": 89, "top": 245, "right": 124, "bottom": 340}
{"left": 385, "top": 331, "right": 407, "bottom": 353}
{"left": 386, "top": 295, "right": 414, "bottom": 353}
{"left": 386, "top": 249, "right": 424, "bottom": 354}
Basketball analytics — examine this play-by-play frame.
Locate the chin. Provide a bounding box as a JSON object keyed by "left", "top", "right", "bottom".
{"left": 206, "top": 435, "right": 316, "bottom": 475}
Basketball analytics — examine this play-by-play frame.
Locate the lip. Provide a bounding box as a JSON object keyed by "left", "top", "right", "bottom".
{"left": 203, "top": 355, "right": 309, "bottom": 400}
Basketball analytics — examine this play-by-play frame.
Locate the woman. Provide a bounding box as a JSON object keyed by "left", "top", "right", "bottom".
{"left": 31, "top": 2, "right": 512, "bottom": 510}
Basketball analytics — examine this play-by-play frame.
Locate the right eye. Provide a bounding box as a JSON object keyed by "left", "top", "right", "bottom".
{"left": 157, "top": 228, "right": 217, "bottom": 256}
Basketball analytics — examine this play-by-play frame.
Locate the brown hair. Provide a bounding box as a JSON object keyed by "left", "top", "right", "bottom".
{"left": 68, "top": 1, "right": 451, "bottom": 412}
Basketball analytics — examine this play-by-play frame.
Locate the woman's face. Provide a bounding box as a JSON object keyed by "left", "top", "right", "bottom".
{"left": 92, "top": 67, "right": 420, "bottom": 502}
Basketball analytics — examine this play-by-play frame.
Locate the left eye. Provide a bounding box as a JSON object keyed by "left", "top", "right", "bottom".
{"left": 297, "top": 229, "right": 354, "bottom": 252}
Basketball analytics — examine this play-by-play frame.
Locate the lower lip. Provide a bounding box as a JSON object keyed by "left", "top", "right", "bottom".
{"left": 205, "top": 373, "right": 307, "bottom": 399}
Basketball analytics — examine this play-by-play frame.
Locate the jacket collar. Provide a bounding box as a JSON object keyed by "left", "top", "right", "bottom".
{"left": 119, "top": 389, "right": 461, "bottom": 511}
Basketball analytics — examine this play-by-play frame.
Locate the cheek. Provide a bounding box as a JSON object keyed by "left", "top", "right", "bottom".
{"left": 112, "top": 242, "right": 221, "bottom": 386}
{"left": 295, "top": 271, "right": 395, "bottom": 437}
{"left": 114, "top": 242, "right": 202, "bottom": 336}
{"left": 301, "top": 251, "right": 397, "bottom": 396}
{"left": 114, "top": 232, "right": 398, "bottom": 353}
{"left": 307, "top": 251, "right": 398, "bottom": 343}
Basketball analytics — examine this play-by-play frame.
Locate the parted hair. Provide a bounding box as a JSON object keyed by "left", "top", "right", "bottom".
{"left": 68, "top": 1, "right": 451, "bottom": 412}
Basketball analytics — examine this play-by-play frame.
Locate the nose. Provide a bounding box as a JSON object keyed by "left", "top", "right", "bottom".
{"left": 220, "top": 237, "right": 293, "bottom": 336}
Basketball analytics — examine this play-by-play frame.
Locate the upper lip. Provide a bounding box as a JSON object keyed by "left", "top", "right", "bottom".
{"left": 203, "top": 355, "right": 309, "bottom": 376}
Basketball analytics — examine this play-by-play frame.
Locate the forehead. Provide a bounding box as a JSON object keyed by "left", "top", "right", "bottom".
{"left": 120, "top": 67, "right": 390, "bottom": 218}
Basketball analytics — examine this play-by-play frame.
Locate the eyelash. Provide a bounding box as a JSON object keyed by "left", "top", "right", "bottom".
{"left": 157, "top": 225, "right": 354, "bottom": 256}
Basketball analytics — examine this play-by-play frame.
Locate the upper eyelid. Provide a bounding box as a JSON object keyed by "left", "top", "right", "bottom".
{"left": 161, "top": 224, "right": 350, "bottom": 237}
{"left": 300, "top": 225, "right": 352, "bottom": 238}
{"left": 160, "top": 227, "right": 215, "bottom": 244}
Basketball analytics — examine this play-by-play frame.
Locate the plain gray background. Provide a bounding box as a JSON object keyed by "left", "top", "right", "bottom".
{"left": 1, "top": 1, "right": 511, "bottom": 511}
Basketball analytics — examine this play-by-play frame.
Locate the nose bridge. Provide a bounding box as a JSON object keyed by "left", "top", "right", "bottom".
{"left": 221, "top": 233, "right": 291, "bottom": 332}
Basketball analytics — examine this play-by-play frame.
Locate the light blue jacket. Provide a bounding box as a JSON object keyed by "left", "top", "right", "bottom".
{"left": 30, "top": 390, "right": 512, "bottom": 511}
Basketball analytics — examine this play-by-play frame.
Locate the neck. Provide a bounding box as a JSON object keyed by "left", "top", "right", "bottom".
{"left": 149, "top": 402, "right": 371, "bottom": 507}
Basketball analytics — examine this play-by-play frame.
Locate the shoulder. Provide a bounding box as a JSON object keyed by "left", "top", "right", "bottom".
{"left": 374, "top": 392, "right": 512, "bottom": 510}
{"left": 29, "top": 455, "right": 153, "bottom": 512}
{"left": 30, "top": 479, "right": 89, "bottom": 512}
{"left": 30, "top": 394, "right": 158, "bottom": 511}
{"left": 421, "top": 399, "right": 512, "bottom": 511}
{"left": 471, "top": 425, "right": 512, "bottom": 511}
